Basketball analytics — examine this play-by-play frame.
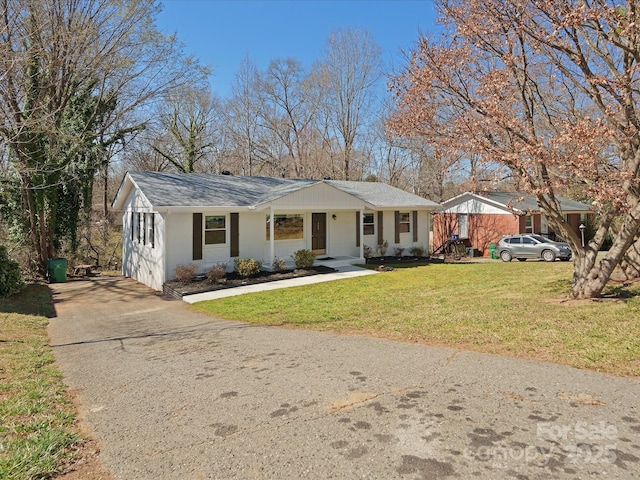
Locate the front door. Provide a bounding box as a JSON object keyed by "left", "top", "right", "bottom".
{"left": 312, "top": 213, "right": 326, "bottom": 254}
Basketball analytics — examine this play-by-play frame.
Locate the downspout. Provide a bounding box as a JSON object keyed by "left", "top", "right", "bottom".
{"left": 359, "top": 208, "right": 364, "bottom": 260}
{"left": 269, "top": 206, "right": 275, "bottom": 267}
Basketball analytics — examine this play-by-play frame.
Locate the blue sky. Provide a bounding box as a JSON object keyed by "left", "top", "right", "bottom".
{"left": 155, "top": 0, "right": 440, "bottom": 97}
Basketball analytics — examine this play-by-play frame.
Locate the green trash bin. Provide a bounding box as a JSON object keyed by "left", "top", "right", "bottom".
{"left": 488, "top": 243, "right": 497, "bottom": 260}
{"left": 47, "top": 258, "right": 68, "bottom": 283}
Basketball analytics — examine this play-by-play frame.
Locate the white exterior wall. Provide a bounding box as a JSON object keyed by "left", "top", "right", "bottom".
{"left": 121, "top": 192, "right": 165, "bottom": 291}
{"left": 362, "top": 210, "right": 431, "bottom": 255}
{"left": 327, "top": 210, "right": 360, "bottom": 257}
{"left": 164, "top": 212, "right": 197, "bottom": 282}
{"left": 442, "top": 198, "right": 510, "bottom": 215}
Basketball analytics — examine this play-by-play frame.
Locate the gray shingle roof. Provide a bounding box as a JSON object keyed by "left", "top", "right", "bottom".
{"left": 482, "top": 192, "right": 592, "bottom": 212}
{"left": 121, "top": 171, "right": 438, "bottom": 209}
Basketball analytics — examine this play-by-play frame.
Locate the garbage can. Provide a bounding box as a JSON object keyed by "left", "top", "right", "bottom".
{"left": 488, "top": 243, "right": 497, "bottom": 260}
{"left": 47, "top": 258, "right": 68, "bottom": 283}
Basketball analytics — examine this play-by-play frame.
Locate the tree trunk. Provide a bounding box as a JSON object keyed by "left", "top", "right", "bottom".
{"left": 570, "top": 202, "right": 640, "bottom": 298}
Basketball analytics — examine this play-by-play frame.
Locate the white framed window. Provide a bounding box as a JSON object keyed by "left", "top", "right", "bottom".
{"left": 525, "top": 215, "right": 533, "bottom": 233}
{"left": 398, "top": 212, "right": 410, "bottom": 233}
{"left": 266, "top": 214, "right": 304, "bottom": 240}
{"left": 146, "top": 213, "right": 155, "bottom": 248}
{"left": 363, "top": 213, "right": 375, "bottom": 235}
{"left": 205, "top": 215, "right": 226, "bottom": 244}
{"left": 457, "top": 213, "right": 468, "bottom": 237}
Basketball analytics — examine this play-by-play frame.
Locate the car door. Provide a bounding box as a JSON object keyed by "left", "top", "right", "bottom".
{"left": 520, "top": 236, "right": 537, "bottom": 258}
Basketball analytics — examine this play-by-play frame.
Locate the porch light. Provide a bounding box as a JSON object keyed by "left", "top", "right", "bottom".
{"left": 332, "top": 214, "right": 337, "bottom": 220}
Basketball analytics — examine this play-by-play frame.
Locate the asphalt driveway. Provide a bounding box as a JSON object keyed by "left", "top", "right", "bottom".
{"left": 48, "top": 276, "right": 640, "bottom": 479}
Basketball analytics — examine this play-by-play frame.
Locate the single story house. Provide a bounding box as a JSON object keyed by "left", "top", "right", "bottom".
{"left": 111, "top": 171, "right": 439, "bottom": 291}
{"left": 432, "top": 191, "right": 593, "bottom": 257}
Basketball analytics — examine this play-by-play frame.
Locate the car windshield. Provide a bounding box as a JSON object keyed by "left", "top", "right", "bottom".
{"left": 531, "top": 235, "right": 552, "bottom": 243}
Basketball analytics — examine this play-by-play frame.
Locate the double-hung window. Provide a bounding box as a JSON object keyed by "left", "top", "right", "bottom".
{"left": 363, "top": 213, "right": 375, "bottom": 235}
{"left": 398, "top": 212, "right": 410, "bottom": 233}
{"left": 205, "top": 215, "right": 226, "bottom": 244}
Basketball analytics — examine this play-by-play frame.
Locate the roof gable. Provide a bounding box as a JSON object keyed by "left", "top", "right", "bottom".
{"left": 439, "top": 191, "right": 591, "bottom": 214}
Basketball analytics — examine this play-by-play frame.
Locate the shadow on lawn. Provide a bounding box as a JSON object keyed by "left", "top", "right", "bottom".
{"left": 0, "top": 283, "right": 55, "bottom": 317}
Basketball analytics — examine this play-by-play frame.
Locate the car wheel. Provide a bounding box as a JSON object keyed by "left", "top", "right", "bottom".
{"left": 542, "top": 250, "right": 556, "bottom": 262}
{"left": 500, "top": 250, "right": 512, "bottom": 262}
{"left": 517, "top": 258, "right": 527, "bottom": 262}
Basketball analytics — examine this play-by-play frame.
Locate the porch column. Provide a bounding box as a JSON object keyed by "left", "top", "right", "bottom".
{"left": 359, "top": 208, "right": 364, "bottom": 259}
{"left": 269, "top": 206, "right": 275, "bottom": 266}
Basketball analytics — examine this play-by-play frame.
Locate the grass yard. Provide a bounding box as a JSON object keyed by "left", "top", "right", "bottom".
{"left": 0, "top": 284, "right": 80, "bottom": 479}
{"left": 191, "top": 261, "right": 640, "bottom": 377}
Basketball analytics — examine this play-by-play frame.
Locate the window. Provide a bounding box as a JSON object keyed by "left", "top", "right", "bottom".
{"left": 398, "top": 212, "right": 410, "bottom": 233}
{"left": 457, "top": 213, "right": 468, "bottom": 238}
{"left": 266, "top": 214, "right": 304, "bottom": 240}
{"left": 205, "top": 215, "right": 226, "bottom": 244}
{"left": 146, "top": 213, "right": 155, "bottom": 248}
{"left": 522, "top": 236, "right": 534, "bottom": 244}
{"left": 363, "top": 213, "right": 375, "bottom": 235}
{"left": 525, "top": 215, "right": 533, "bottom": 233}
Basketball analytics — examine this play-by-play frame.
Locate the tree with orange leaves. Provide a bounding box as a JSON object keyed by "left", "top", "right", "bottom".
{"left": 388, "top": 0, "right": 640, "bottom": 298}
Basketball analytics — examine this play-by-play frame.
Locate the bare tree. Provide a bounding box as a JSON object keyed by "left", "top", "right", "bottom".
{"left": 226, "top": 55, "right": 263, "bottom": 175}
{"left": 152, "top": 85, "right": 220, "bottom": 173}
{"left": 388, "top": 0, "right": 640, "bottom": 298}
{"left": 0, "top": 0, "right": 207, "bottom": 274}
{"left": 257, "top": 58, "right": 322, "bottom": 178}
{"left": 315, "top": 28, "right": 382, "bottom": 180}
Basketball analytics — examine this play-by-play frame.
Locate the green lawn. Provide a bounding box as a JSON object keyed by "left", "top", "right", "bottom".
{"left": 0, "top": 284, "right": 80, "bottom": 480}
{"left": 191, "top": 261, "right": 640, "bottom": 377}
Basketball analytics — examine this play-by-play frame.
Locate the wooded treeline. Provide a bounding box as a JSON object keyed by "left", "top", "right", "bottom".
{"left": 2, "top": 0, "right": 639, "bottom": 299}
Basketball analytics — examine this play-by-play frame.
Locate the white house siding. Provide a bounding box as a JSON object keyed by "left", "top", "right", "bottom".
{"left": 442, "top": 198, "right": 510, "bottom": 215}
{"left": 268, "top": 182, "right": 365, "bottom": 210}
{"left": 362, "top": 210, "right": 431, "bottom": 255}
{"left": 328, "top": 211, "right": 360, "bottom": 257}
{"left": 121, "top": 193, "right": 165, "bottom": 291}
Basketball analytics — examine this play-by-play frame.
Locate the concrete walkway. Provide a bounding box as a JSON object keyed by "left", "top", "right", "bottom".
{"left": 48, "top": 276, "right": 640, "bottom": 479}
{"left": 182, "top": 264, "right": 378, "bottom": 303}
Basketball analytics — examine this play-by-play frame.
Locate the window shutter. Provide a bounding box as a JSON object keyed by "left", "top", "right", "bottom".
{"left": 377, "top": 211, "right": 383, "bottom": 246}
{"left": 131, "top": 212, "right": 134, "bottom": 242}
{"left": 412, "top": 211, "right": 418, "bottom": 242}
{"left": 356, "top": 212, "right": 361, "bottom": 247}
{"left": 193, "top": 213, "right": 203, "bottom": 260}
{"left": 394, "top": 211, "right": 400, "bottom": 244}
{"left": 230, "top": 213, "right": 239, "bottom": 257}
{"left": 150, "top": 214, "right": 155, "bottom": 248}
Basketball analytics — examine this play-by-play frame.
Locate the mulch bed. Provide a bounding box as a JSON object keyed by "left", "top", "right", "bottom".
{"left": 163, "top": 265, "right": 337, "bottom": 299}
{"left": 365, "top": 256, "right": 441, "bottom": 265}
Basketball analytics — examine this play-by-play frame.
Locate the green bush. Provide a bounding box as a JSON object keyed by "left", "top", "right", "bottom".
{"left": 234, "top": 258, "right": 261, "bottom": 278}
{"left": 0, "top": 245, "right": 22, "bottom": 297}
{"left": 291, "top": 249, "right": 317, "bottom": 269}
{"left": 409, "top": 245, "right": 426, "bottom": 257}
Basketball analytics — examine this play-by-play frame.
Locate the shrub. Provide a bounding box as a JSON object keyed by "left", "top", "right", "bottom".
{"left": 234, "top": 258, "right": 261, "bottom": 278}
{"left": 0, "top": 245, "right": 22, "bottom": 297}
{"left": 272, "top": 257, "right": 287, "bottom": 272}
{"left": 377, "top": 240, "right": 388, "bottom": 256}
{"left": 206, "top": 264, "right": 227, "bottom": 283}
{"left": 394, "top": 247, "right": 405, "bottom": 257}
{"left": 363, "top": 245, "right": 373, "bottom": 259}
{"left": 174, "top": 263, "right": 198, "bottom": 282}
{"left": 409, "top": 245, "right": 426, "bottom": 257}
{"left": 291, "top": 249, "right": 317, "bottom": 269}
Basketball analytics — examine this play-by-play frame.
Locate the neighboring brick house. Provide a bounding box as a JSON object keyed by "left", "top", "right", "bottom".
{"left": 432, "top": 191, "right": 593, "bottom": 257}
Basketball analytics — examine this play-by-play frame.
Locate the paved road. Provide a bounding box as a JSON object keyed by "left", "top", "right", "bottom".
{"left": 48, "top": 276, "right": 640, "bottom": 479}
